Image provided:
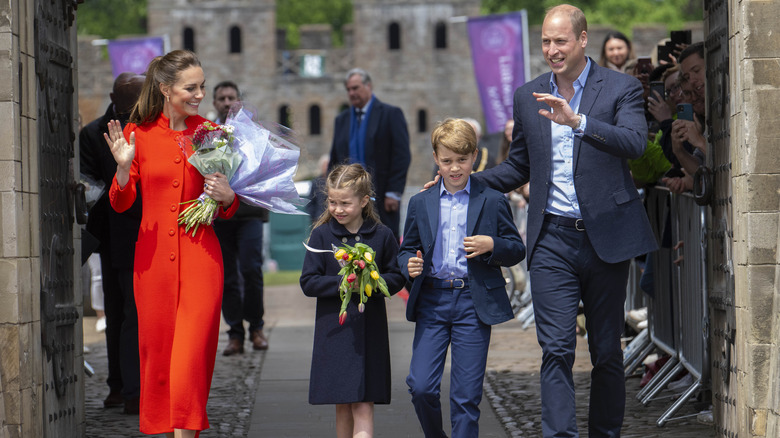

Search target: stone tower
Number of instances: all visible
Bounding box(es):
[143,0,482,185]
[146,0,278,124]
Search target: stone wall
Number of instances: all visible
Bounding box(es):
[0,0,45,436]
[730,0,780,435]
[77,0,705,188]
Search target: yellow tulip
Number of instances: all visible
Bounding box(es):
[365,284,373,297]
[334,249,346,260]
[364,252,373,262]
[370,270,379,280]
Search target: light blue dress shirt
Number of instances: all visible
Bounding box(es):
[546,58,590,218]
[430,179,470,279]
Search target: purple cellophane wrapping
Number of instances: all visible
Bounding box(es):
[226,107,306,215]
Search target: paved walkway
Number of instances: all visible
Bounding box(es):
[84,283,714,437]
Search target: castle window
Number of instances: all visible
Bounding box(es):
[230,26,242,53]
[279,105,292,129]
[388,22,401,50]
[183,27,195,52]
[309,105,321,135]
[435,22,447,49]
[417,109,428,133]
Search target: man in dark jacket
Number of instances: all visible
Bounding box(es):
[79,72,144,414]
[211,81,270,355]
[329,68,411,239]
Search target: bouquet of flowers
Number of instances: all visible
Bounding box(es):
[178,121,242,235]
[302,241,392,324]
[333,243,391,325]
[179,106,306,236]
[225,107,305,215]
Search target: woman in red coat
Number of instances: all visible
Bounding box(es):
[105,50,239,437]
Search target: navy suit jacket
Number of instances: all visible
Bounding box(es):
[472,59,657,265]
[398,179,526,325]
[330,97,411,205]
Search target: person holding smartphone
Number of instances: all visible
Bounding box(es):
[670,43,707,181]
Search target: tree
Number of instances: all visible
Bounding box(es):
[481,0,702,36]
[77,0,147,39]
[276,0,352,48]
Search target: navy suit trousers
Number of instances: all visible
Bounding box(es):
[530,221,629,438]
[214,219,265,340]
[406,287,491,438]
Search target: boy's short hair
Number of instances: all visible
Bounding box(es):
[431,118,477,155]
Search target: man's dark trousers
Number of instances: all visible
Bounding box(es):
[100,250,140,400]
[531,221,629,437]
[214,218,265,339]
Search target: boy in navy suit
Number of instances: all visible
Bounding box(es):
[398,118,525,437]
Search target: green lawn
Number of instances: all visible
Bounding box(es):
[264,270,302,286]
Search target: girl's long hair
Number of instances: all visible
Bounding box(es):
[129,50,201,125]
[312,164,380,230]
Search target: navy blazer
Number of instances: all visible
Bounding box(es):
[472,59,657,265]
[330,97,411,201]
[398,179,525,326]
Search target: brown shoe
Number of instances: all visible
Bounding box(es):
[250,330,269,351]
[223,338,244,356]
[123,397,140,415]
[103,389,123,408]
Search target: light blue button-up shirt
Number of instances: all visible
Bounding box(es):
[430,179,470,279]
[546,58,590,218]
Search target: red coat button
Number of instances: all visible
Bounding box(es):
[172,180,180,187]
[170,204,177,212]
[170,253,176,261]
[169,228,175,236]
[174,156,182,163]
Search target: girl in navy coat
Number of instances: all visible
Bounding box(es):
[300,164,405,438]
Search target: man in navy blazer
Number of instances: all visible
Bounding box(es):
[399,118,525,437]
[470,5,657,437]
[330,68,411,239]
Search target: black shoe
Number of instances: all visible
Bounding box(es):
[123,397,140,415]
[103,390,123,408]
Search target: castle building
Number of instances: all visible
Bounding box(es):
[138,0,483,184]
[78,0,702,185]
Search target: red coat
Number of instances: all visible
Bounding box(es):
[109,113,238,434]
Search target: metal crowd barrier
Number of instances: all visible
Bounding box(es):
[654,191,709,426]
[624,187,709,426]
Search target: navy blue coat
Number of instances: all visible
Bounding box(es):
[398,179,526,325]
[472,59,657,265]
[300,219,406,404]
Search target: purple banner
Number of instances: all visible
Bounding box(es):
[467,11,528,134]
[107,37,165,78]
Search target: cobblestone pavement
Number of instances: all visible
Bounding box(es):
[483,323,715,437]
[84,286,714,437]
[84,319,267,437]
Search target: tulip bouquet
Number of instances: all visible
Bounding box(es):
[333,243,391,325]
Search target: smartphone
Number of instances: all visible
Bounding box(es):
[650,81,665,101]
[677,103,694,121]
[657,42,674,63]
[636,57,653,75]
[671,30,692,46]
